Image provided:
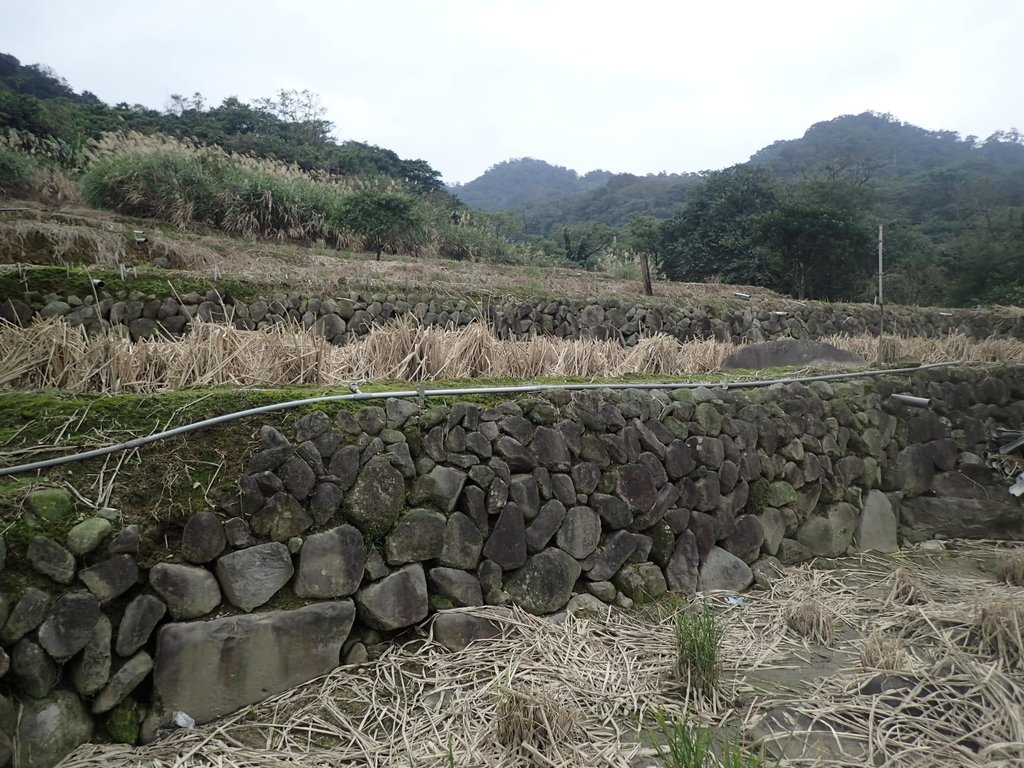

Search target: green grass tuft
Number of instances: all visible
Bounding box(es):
[673,601,724,696]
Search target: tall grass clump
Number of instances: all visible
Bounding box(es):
[651,711,764,768]
[0,146,43,198]
[673,601,724,696]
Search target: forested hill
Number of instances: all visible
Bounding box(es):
[0,52,444,192]
[749,111,1024,181]
[449,158,613,211]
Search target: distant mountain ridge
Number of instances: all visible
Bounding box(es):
[453,112,1024,236]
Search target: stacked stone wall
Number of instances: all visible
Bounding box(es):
[4,367,1024,766]
[2,287,1021,345]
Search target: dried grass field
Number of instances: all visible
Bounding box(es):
[60,542,1024,768]
[4,318,1024,394]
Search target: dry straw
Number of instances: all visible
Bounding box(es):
[57,545,1024,767]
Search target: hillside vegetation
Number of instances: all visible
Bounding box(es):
[2,51,1023,308]
[453,113,1024,307]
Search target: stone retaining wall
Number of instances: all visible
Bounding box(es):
[3,367,1024,766]
[2,287,1021,345]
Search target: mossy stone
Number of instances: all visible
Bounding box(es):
[105,699,140,745]
[25,488,73,523]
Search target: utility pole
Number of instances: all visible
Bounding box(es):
[639,252,654,297]
[877,224,885,363]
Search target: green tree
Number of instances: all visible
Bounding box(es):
[757,202,873,299]
[658,166,780,285]
[336,190,424,259]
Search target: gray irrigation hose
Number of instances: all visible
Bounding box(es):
[0,360,960,477]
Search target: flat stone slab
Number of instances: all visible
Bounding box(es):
[153,601,354,725]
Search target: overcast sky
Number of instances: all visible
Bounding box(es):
[4,0,1021,183]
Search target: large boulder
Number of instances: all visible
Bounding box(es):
[355,564,428,630]
[78,555,139,604]
[721,340,866,370]
[555,506,601,559]
[431,611,502,652]
[613,563,668,603]
[698,546,753,592]
[504,548,581,615]
[153,601,355,725]
[116,594,167,657]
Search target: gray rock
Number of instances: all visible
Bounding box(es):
[181,511,227,564]
[777,537,812,565]
[385,509,446,565]
[357,406,387,435]
[343,456,406,538]
[723,515,765,563]
[570,462,601,495]
[116,594,167,657]
[70,615,112,695]
[698,546,753,592]
[483,503,528,570]
[504,548,581,615]
[224,517,257,548]
[92,651,153,713]
[37,591,100,661]
[428,567,483,606]
[385,398,420,429]
[66,517,113,556]
[613,563,668,603]
[494,436,537,473]
[328,445,361,491]
[900,495,1024,542]
[509,474,540,518]
[587,530,640,581]
[631,482,679,531]
[616,463,657,513]
[587,581,617,602]
[79,554,139,604]
[525,500,566,554]
[590,493,631,530]
[154,601,355,725]
[721,339,866,370]
[431,611,502,651]
[665,530,700,594]
[531,427,571,470]
[688,510,723,560]
[28,536,76,584]
[0,587,52,645]
[555,506,601,559]
[216,542,294,611]
[293,525,365,598]
[424,465,467,513]
[149,563,222,620]
[751,556,784,589]
[898,444,934,497]
[295,410,331,443]
[250,492,314,541]
[10,638,59,698]
[758,508,787,556]
[310,481,344,526]
[15,688,93,768]
[107,524,141,556]
[355,564,429,630]
[854,490,898,553]
[440,512,484,569]
[245,445,293,474]
[688,436,725,469]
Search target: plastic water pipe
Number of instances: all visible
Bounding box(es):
[0,360,960,477]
